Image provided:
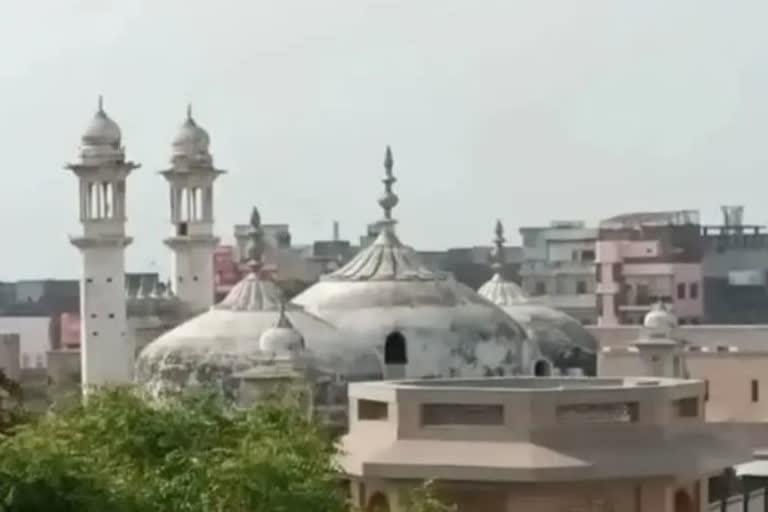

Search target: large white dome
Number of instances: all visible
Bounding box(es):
[293,149,540,378]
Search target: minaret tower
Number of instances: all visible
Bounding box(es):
[66,96,138,388]
[161,105,224,313]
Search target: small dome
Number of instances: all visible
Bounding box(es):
[477,220,597,375]
[82,97,121,147]
[477,273,529,306]
[259,305,305,356]
[643,302,678,335]
[171,105,210,160]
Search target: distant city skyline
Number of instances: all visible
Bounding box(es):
[2,0,768,279]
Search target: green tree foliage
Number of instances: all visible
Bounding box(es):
[402,482,457,512]
[0,371,25,436]
[0,388,346,512]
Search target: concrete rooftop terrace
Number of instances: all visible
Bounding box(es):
[342,376,751,482]
[350,376,699,396]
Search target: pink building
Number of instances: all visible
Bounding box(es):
[596,211,704,326]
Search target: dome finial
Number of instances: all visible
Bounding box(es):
[378,145,399,223]
[276,297,292,328]
[247,207,265,273]
[97,94,104,113]
[491,219,506,272]
[186,103,193,121]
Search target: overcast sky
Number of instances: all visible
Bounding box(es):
[2,0,768,279]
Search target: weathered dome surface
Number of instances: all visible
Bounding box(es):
[293,149,537,378]
[135,270,380,397]
[136,208,382,398]
[172,106,210,159]
[476,221,597,375]
[81,97,121,148]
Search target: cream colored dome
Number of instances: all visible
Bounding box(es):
[82,96,121,147]
[477,273,529,306]
[171,105,211,160]
[477,220,596,375]
[135,208,382,398]
[643,302,678,336]
[259,307,305,356]
[294,148,539,379]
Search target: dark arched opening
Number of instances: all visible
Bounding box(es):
[533,359,551,377]
[674,489,694,512]
[367,492,390,512]
[384,331,407,365]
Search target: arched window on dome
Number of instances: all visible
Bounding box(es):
[384,331,407,379]
[534,359,551,377]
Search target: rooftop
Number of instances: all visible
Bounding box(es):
[352,376,691,393]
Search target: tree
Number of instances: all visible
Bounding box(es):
[0,370,25,436]
[0,388,346,512]
[402,481,457,512]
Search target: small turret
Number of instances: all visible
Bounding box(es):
[635,302,688,378]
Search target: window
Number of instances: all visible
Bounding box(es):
[576,280,587,295]
[177,222,189,236]
[534,360,551,376]
[752,380,760,403]
[612,263,622,281]
[556,402,639,424]
[358,400,388,420]
[581,249,596,262]
[534,281,546,296]
[704,380,709,402]
[690,282,699,299]
[677,283,686,300]
[421,404,504,426]
[674,397,699,418]
[384,332,407,365]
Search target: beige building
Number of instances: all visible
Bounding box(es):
[598,307,768,425]
[340,376,749,512]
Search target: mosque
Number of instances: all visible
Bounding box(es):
[65,98,598,405]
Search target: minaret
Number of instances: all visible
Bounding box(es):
[161,105,224,313]
[66,96,138,389]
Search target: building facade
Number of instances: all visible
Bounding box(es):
[341,377,749,512]
[701,206,768,324]
[596,210,704,326]
[519,221,598,324]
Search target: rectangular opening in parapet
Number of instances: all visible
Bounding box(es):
[177,222,189,236]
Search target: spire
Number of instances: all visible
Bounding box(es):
[246,207,266,273]
[378,145,399,223]
[276,298,293,328]
[491,219,506,272]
